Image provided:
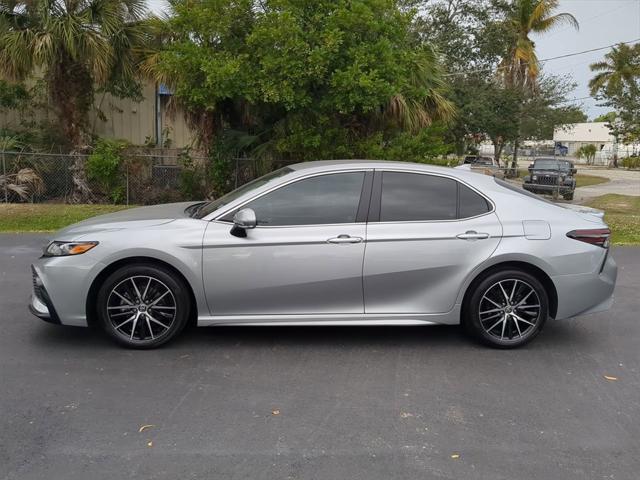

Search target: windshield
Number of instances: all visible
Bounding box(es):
[534,159,571,171]
[194,167,293,219]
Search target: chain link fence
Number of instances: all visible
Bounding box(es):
[0,151,276,205]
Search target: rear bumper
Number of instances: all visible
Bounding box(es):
[552,252,617,320]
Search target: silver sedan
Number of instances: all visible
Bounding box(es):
[30,160,617,348]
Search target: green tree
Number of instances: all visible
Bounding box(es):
[148,0,454,167]
[413,0,515,158]
[593,111,617,123]
[500,0,578,91]
[589,43,640,156]
[520,75,587,140]
[589,43,640,98]
[0,0,154,148]
[500,0,578,169]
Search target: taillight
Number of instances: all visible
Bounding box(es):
[566,228,611,248]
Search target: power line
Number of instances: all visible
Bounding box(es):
[541,39,640,62]
[443,38,640,77]
[558,95,593,103]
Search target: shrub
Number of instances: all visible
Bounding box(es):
[86,138,128,203]
[622,156,640,169]
[576,144,597,164]
[178,151,207,200]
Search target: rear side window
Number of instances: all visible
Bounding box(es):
[380,172,457,221]
[459,183,491,218]
[378,172,491,222]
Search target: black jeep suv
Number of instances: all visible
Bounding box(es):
[523,158,577,200]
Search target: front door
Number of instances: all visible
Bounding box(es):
[202,171,370,317]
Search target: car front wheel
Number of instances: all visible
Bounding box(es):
[96,263,191,349]
[465,269,548,348]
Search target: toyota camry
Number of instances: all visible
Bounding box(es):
[29,160,617,349]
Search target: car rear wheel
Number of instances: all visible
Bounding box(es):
[465,269,548,348]
[96,264,190,349]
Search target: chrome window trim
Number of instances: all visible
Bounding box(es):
[208,168,373,226]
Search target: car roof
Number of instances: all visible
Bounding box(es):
[288,159,452,174]
[285,159,501,187]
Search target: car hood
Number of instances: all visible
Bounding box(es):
[53,201,201,240]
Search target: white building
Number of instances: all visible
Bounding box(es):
[554,122,637,165]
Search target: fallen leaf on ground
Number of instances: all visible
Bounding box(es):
[147,441,153,447]
[400,412,413,418]
[604,375,618,381]
[451,454,460,459]
[139,424,154,433]
[272,410,280,415]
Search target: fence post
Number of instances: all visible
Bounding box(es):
[234,157,239,189]
[126,163,130,206]
[2,151,7,203]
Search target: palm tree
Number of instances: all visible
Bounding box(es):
[589,43,640,167]
[589,43,640,97]
[381,46,456,133]
[499,0,578,171]
[0,0,153,148]
[501,0,579,91]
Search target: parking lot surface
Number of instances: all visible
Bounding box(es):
[1,234,639,480]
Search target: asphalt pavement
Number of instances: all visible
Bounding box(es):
[1,233,639,480]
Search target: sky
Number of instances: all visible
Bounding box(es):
[533,0,640,119]
[146,0,640,120]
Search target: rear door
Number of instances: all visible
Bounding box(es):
[363,170,502,314]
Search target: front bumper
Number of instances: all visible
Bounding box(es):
[523,183,574,194]
[552,251,617,320]
[29,266,61,324]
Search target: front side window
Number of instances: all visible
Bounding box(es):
[380,172,457,221]
[242,172,365,226]
[195,167,293,219]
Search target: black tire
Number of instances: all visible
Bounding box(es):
[464,269,548,349]
[563,192,574,200]
[96,263,191,349]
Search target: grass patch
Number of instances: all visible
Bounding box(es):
[0,204,131,232]
[575,174,609,188]
[586,194,640,245]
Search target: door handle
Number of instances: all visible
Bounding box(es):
[456,230,490,240]
[327,234,363,244]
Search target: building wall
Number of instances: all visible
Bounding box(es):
[0,82,196,148]
[553,122,614,143]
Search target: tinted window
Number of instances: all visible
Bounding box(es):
[459,183,491,218]
[380,172,457,221]
[196,167,293,218]
[244,172,365,226]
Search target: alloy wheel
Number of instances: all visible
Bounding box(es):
[478,279,541,341]
[106,275,177,342]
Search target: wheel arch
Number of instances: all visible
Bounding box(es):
[86,256,198,327]
[460,261,558,323]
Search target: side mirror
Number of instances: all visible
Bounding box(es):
[230,208,257,237]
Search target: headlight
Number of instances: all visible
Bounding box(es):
[43,241,98,257]
[532,175,538,181]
